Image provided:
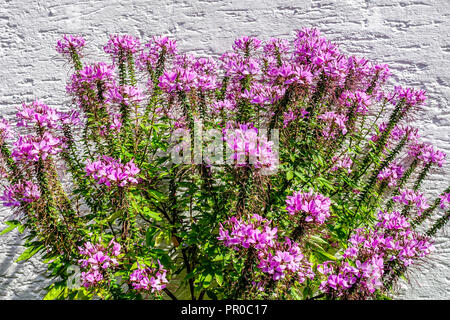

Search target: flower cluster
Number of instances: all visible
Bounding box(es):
[106,85,144,107]
[418,144,446,167]
[345,211,433,265]
[282,109,308,128]
[129,261,169,293]
[319,210,433,297]
[392,189,429,214]
[66,62,116,110]
[16,100,61,129]
[257,237,314,282]
[11,132,64,162]
[285,190,331,224]
[318,257,383,297]
[78,240,121,288]
[85,156,140,187]
[331,154,353,174]
[370,123,409,145]
[407,142,446,167]
[377,162,404,187]
[440,193,450,210]
[218,214,278,250]
[339,90,372,114]
[60,110,81,126]
[158,54,219,93]
[391,86,427,109]
[0,180,40,207]
[56,35,85,55]
[223,123,277,171]
[138,36,178,72]
[0,118,12,142]
[104,34,141,61]
[318,112,348,139]
[218,215,313,283]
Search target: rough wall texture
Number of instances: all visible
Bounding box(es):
[0,0,449,299]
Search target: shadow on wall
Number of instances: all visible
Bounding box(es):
[0,208,51,299]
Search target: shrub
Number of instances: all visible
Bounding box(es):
[0,29,449,300]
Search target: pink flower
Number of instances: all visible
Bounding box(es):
[377,162,404,187]
[331,154,353,174]
[390,86,427,109]
[16,100,61,129]
[440,193,450,210]
[78,240,121,288]
[233,36,262,53]
[285,190,331,224]
[0,180,40,207]
[318,112,348,139]
[85,156,140,187]
[218,214,278,250]
[56,35,85,55]
[0,118,12,141]
[223,123,277,171]
[12,132,64,162]
[392,189,429,215]
[257,237,313,282]
[129,261,168,293]
[104,34,141,61]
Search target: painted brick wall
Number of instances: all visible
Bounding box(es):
[0,0,449,299]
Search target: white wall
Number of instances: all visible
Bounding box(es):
[0,0,449,299]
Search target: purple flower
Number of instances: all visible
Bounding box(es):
[390,86,427,109]
[377,162,404,187]
[218,214,278,250]
[104,34,141,61]
[78,240,121,288]
[12,132,64,162]
[129,261,168,293]
[16,100,61,129]
[331,154,353,174]
[56,35,85,56]
[233,36,262,53]
[0,118,12,142]
[223,122,277,172]
[318,112,348,139]
[85,156,140,187]
[285,190,331,224]
[440,193,450,210]
[0,180,40,207]
[257,237,314,282]
[392,189,429,215]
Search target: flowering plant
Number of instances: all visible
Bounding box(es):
[1,29,449,300]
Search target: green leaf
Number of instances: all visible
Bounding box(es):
[43,283,66,300]
[314,250,337,262]
[141,207,162,221]
[145,227,159,247]
[0,220,22,236]
[105,211,121,224]
[16,245,43,263]
[316,177,335,191]
[294,171,308,183]
[203,273,213,288]
[308,235,329,246]
[215,273,223,286]
[286,171,294,181]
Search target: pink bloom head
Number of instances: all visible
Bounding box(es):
[56,35,85,55]
[104,34,141,62]
[0,180,40,207]
[285,190,331,224]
